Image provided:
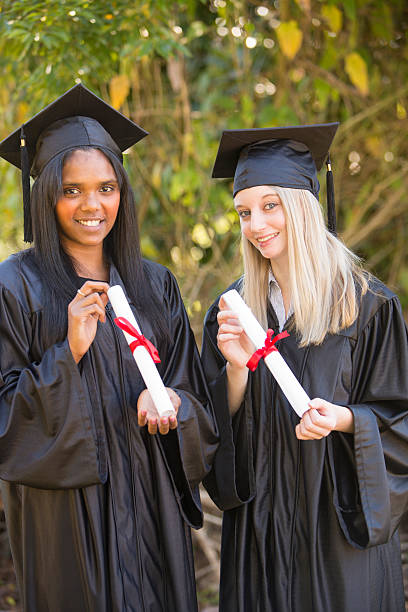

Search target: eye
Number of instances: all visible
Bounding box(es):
[63,187,80,196]
[100,184,115,192]
[265,201,278,210]
[237,209,250,218]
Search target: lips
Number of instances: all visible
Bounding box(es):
[257,232,279,244]
[75,219,104,227]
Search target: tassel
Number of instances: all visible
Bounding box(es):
[326,154,336,236]
[20,127,33,243]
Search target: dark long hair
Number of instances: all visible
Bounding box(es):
[27,146,170,348]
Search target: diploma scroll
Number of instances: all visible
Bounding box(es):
[108,285,175,419]
[222,289,310,417]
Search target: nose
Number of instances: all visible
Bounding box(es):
[250,209,266,233]
[80,191,101,210]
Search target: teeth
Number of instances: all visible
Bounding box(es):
[258,233,278,243]
[77,220,102,226]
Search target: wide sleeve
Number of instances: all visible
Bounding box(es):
[328,295,408,548]
[154,270,219,527]
[200,299,256,511]
[0,284,107,489]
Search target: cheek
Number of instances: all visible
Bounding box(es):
[240,220,252,239]
[54,199,74,225]
[276,210,287,232]
[107,197,121,221]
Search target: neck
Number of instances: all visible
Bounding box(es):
[63,243,109,281]
[270,257,291,314]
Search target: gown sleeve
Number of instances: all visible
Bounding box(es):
[0,284,107,489]
[328,294,408,549]
[200,298,256,511]
[154,270,219,527]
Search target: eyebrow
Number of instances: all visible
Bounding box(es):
[234,192,279,207]
[62,179,119,186]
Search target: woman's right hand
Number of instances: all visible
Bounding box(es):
[216,296,255,369]
[68,281,110,363]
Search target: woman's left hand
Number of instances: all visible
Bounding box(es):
[137,387,180,435]
[295,397,354,440]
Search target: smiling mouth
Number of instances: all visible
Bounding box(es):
[257,232,279,244]
[75,219,103,227]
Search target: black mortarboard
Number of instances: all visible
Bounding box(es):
[212,123,339,234]
[0,83,148,242]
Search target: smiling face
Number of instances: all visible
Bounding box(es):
[55,148,120,259]
[234,185,288,267]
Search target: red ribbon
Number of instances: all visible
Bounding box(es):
[114,317,161,363]
[246,328,289,372]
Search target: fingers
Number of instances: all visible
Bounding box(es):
[217,309,240,326]
[295,407,333,440]
[72,281,110,307]
[139,414,178,435]
[75,280,110,298]
[137,388,179,435]
[138,409,147,427]
[70,291,108,322]
[138,410,160,435]
[169,413,178,429]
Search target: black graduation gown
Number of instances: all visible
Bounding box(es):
[202,277,408,612]
[0,251,218,612]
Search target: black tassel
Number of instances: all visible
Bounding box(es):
[326,154,336,236]
[20,126,33,243]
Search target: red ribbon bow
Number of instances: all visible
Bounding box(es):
[246,328,289,372]
[114,317,161,363]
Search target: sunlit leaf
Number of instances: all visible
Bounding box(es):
[17,101,29,124]
[192,223,212,248]
[365,136,383,158]
[321,5,342,33]
[276,21,303,60]
[213,215,230,234]
[109,74,130,109]
[397,102,407,120]
[345,52,369,96]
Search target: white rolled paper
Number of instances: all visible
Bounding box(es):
[222,289,310,417]
[108,285,175,419]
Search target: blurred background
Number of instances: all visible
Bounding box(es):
[0,0,407,609]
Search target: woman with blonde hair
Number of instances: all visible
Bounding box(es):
[202,124,408,611]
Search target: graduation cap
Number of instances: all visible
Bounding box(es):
[212,123,339,234]
[0,83,148,242]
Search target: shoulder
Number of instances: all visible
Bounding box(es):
[142,258,179,292]
[0,250,43,313]
[352,276,402,337]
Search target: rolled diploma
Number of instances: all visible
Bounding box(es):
[108,285,175,419]
[222,289,310,417]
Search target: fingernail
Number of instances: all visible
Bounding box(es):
[170,416,176,424]
[161,418,168,425]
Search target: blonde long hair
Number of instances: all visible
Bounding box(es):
[241,187,368,346]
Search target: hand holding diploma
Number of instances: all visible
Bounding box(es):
[108,285,177,433]
[220,289,310,418]
[68,280,110,363]
[137,388,179,435]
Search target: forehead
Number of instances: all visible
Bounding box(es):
[62,148,116,177]
[234,185,279,205]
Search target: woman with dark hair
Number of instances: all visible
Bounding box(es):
[202,124,408,611]
[0,84,217,611]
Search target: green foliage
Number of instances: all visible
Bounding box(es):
[0,0,408,342]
